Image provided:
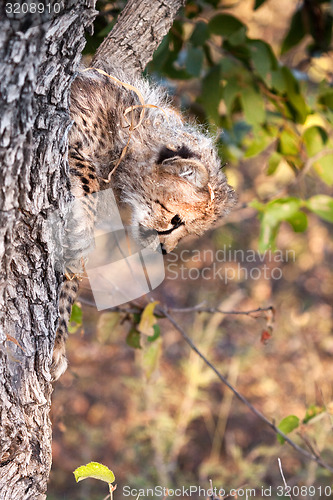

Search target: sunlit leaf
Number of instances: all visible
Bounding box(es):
[258,219,280,253]
[252,198,302,251]
[68,303,83,333]
[306,195,333,223]
[70,303,82,324]
[313,155,333,186]
[138,301,159,336]
[303,126,328,156]
[142,337,162,380]
[279,129,300,156]
[73,462,115,484]
[277,415,300,444]
[265,198,302,223]
[303,405,325,424]
[286,211,308,232]
[244,131,273,158]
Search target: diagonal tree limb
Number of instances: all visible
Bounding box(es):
[92,0,185,75]
[159,307,333,474]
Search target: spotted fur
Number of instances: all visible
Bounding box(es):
[51,68,236,380]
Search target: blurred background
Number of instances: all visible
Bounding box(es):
[49,0,333,498]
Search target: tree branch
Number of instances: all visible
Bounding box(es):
[92,0,185,75]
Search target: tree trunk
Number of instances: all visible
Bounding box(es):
[0,2,97,498]
[0,0,183,497]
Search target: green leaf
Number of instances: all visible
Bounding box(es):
[148,323,161,343]
[279,129,300,156]
[277,415,300,444]
[303,126,328,156]
[265,198,302,223]
[185,46,204,77]
[282,67,308,123]
[306,195,333,223]
[223,77,240,115]
[303,405,324,424]
[240,87,266,126]
[258,219,280,253]
[228,26,248,46]
[267,152,282,175]
[70,303,82,324]
[200,65,221,124]
[208,14,246,38]
[286,211,308,232]
[281,9,305,54]
[313,154,333,186]
[190,21,209,46]
[244,132,272,158]
[68,303,82,333]
[270,68,287,93]
[319,90,333,110]
[253,198,302,251]
[248,40,277,80]
[73,462,115,484]
[126,328,141,349]
[142,337,162,380]
[150,34,172,71]
[138,301,159,336]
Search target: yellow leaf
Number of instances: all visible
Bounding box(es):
[138,301,159,336]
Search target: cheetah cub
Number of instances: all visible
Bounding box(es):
[51,67,236,380]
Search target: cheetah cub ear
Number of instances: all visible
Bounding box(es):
[158,158,209,188]
[156,144,209,189]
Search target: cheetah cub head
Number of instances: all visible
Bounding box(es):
[117,138,236,254]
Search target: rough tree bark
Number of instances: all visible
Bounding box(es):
[0,0,184,498]
[0,1,97,498]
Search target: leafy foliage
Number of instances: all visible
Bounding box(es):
[82,0,333,252]
[150,0,333,251]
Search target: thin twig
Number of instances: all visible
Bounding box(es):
[167,304,274,317]
[278,457,293,500]
[159,307,333,474]
[298,148,333,180]
[77,295,273,319]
